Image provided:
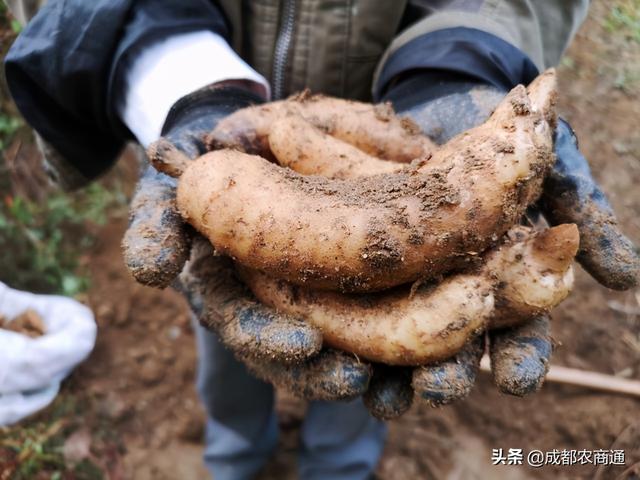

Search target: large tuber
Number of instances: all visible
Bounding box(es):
[153,71,558,293]
[240,225,578,366]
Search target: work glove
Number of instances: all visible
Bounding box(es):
[123,82,264,287]
[364,70,640,417]
[122,84,373,402]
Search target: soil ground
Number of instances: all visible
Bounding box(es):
[3,0,640,478]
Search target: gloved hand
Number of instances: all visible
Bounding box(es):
[364,71,640,417]
[122,83,373,402]
[123,81,265,288]
[386,72,639,290]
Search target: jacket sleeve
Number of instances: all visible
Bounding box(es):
[4,0,229,186]
[373,0,590,99]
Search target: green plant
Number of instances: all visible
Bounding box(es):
[0,113,22,150]
[560,55,576,70]
[10,18,22,34]
[0,182,126,296]
[605,0,640,43]
[0,3,126,297]
[1,4,23,151]
[613,67,640,93]
[0,394,106,480]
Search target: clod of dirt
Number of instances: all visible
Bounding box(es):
[1,309,46,337]
[176,414,205,443]
[97,392,133,423]
[137,357,165,386]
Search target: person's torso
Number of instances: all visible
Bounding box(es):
[217,0,417,100]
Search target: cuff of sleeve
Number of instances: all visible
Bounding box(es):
[118,30,270,146]
[372,27,539,101]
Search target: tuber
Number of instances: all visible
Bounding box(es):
[487,224,578,327]
[207,92,435,162]
[269,115,405,178]
[239,224,579,365]
[154,70,558,293]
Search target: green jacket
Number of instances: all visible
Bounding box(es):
[218,0,590,101]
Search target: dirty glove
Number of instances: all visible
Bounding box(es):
[179,236,371,400]
[123,83,264,287]
[123,84,372,401]
[367,69,639,417]
[542,119,639,290]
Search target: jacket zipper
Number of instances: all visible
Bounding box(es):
[272,0,297,100]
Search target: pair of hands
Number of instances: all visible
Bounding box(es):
[122,81,639,418]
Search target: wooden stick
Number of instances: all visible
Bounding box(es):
[479,356,640,397]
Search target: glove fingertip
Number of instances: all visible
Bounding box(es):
[490,316,552,396]
[490,352,549,396]
[244,350,371,401]
[315,352,372,400]
[577,231,639,291]
[218,303,323,364]
[123,169,191,288]
[412,339,483,407]
[363,366,413,420]
[147,137,191,177]
[122,227,190,288]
